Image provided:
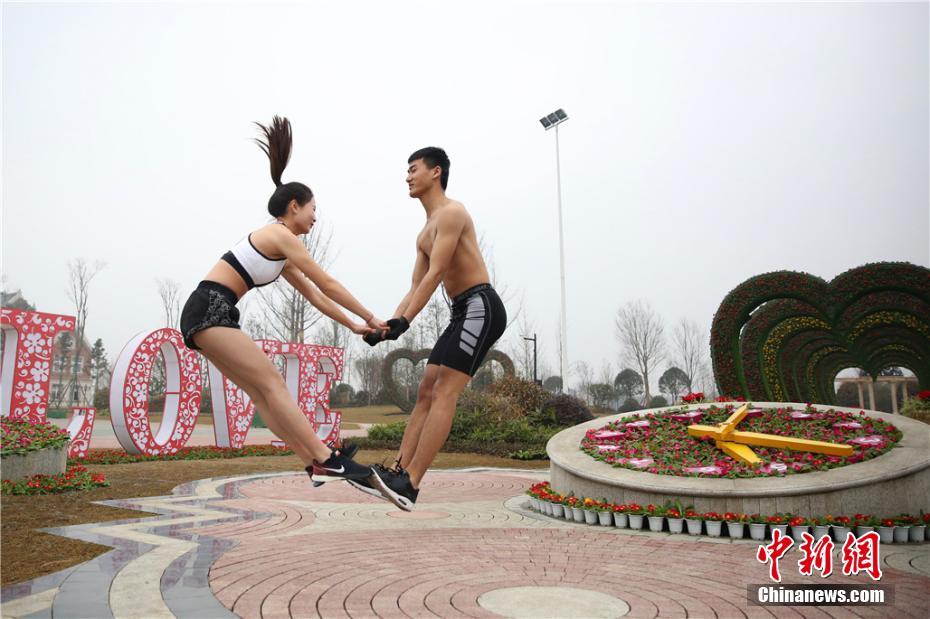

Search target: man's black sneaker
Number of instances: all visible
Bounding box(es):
[310,442,359,487]
[370,466,419,511]
[346,474,389,501]
[306,449,373,482]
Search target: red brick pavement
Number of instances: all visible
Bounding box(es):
[191,472,930,618]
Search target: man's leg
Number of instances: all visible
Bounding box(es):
[393,364,440,469]
[404,366,472,488]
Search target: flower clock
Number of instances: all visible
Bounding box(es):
[685,403,853,465]
[580,404,900,478]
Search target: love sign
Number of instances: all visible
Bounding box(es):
[1,308,343,456]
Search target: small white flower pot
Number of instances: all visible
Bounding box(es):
[564,506,574,521]
[878,526,894,543]
[598,511,613,526]
[790,525,810,543]
[551,503,564,518]
[667,518,685,534]
[541,501,552,516]
[572,507,585,522]
[628,514,645,529]
[686,519,703,536]
[749,523,767,540]
[855,526,874,537]
[614,513,628,528]
[647,516,665,532]
[705,520,723,537]
[832,526,851,542]
[813,525,831,539]
[909,525,925,542]
[770,524,788,539]
[893,526,910,543]
[584,510,598,525]
[726,522,745,539]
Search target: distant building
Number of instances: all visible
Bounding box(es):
[50,334,96,408]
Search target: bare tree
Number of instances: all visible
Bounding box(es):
[672,318,707,392]
[313,318,356,388]
[572,360,593,401]
[67,258,104,352]
[64,258,104,405]
[256,222,333,343]
[354,349,385,405]
[412,294,449,349]
[478,234,521,331]
[615,300,665,404]
[598,361,614,387]
[156,278,182,329]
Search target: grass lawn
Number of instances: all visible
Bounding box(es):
[1,448,546,586]
[337,405,407,425]
[50,405,405,427]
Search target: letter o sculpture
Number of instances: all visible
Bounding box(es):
[110,328,203,455]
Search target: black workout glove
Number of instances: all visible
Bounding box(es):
[363,330,384,347]
[383,316,410,341]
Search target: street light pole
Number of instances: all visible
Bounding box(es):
[522,333,538,385]
[554,123,569,392]
[539,108,570,391]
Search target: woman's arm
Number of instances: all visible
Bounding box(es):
[281,264,371,335]
[273,227,384,328]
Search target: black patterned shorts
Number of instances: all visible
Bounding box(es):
[180,281,241,350]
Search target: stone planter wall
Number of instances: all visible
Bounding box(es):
[1,445,67,481]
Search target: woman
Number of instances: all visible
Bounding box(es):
[179,116,380,482]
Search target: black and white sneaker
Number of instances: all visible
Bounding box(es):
[370,465,419,511]
[346,474,389,501]
[310,442,359,486]
[306,447,372,482]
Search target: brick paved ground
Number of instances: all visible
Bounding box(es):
[1,470,927,618]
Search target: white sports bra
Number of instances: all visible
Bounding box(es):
[221,225,287,289]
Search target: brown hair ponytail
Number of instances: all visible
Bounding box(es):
[254,116,313,216]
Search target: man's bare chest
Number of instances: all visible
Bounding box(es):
[416,224,438,256]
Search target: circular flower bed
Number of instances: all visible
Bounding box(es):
[1,419,71,457]
[580,405,901,478]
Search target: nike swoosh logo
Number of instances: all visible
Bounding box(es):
[320,465,345,473]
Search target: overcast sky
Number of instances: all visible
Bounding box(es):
[3,1,928,391]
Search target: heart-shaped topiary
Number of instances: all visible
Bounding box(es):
[381,349,432,413]
[381,348,516,413]
[711,262,930,402]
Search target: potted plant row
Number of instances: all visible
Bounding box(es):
[525,483,929,543]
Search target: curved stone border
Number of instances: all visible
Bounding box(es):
[548,402,930,516]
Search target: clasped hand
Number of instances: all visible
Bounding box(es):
[362,316,410,346]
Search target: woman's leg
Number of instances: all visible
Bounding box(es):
[193,327,330,465]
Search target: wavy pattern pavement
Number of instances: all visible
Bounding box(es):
[1,469,928,618]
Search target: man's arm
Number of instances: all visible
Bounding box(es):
[398,208,466,323]
[393,248,429,319]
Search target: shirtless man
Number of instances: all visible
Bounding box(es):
[360,147,507,510]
